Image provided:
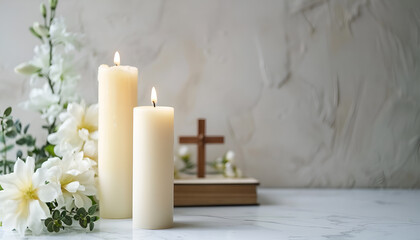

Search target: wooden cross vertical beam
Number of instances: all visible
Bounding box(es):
[179,119,224,178]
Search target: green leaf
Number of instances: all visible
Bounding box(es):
[0,144,13,153]
[45,144,55,156]
[44,218,53,227]
[60,211,67,218]
[15,137,26,145]
[77,208,87,217]
[16,150,23,159]
[5,130,17,138]
[74,214,80,221]
[53,224,60,232]
[0,185,3,190]
[23,124,30,134]
[0,135,4,144]
[91,216,99,222]
[26,135,36,146]
[47,221,54,232]
[3,107,12,117]
[88,205,98,215]
[63,216,72,226]
[5,119,14,128]
[79,218,88,228]
[52,210,60,220]
[15,120,22,133]
[89,222,94,231]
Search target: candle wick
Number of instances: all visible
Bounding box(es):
[153,101,156,108]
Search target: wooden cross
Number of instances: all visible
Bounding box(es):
[179,119,224,178]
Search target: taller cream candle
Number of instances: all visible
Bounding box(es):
[98,52,138,218]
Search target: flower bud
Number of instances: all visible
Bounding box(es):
[14,63,41,75]
[32,22,49,37]
[40,3,47,18]
[225,150,235,162]
[49,0,58,10]
[178,146,190,157]
[29,26,42,39]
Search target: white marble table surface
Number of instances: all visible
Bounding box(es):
[1,189,420,239]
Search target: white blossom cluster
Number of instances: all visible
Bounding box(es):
[15,17,81,124]
[0,154,96,236]
[174,147,243,178]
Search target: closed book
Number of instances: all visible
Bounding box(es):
[174,177,259,207]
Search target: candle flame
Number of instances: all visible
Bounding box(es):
[151,87,157,107]
[114,51,120,66]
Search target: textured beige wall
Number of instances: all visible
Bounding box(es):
[1,0,420,187]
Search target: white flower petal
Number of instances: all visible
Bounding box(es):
[27,200,48,235]
[64,181,80,193]
[73,193,92,209]
[37,183,59,202]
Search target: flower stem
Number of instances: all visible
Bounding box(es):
[1,122,7,174]
[44,7,60,134]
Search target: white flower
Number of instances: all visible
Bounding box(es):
[20,83,62,124]
[178,146,190,157]
[31,44,50,75]
[21,83,59,111]
[42,152,96,210]
[49,17,81,51]
[48,102,98,161]
[50,55,80,84]
[215,157,224,171]
[224,162,236,178]
[0,157,59,235]
[41,103,63,124]
[174,156,185,171]
[225,150,235,163]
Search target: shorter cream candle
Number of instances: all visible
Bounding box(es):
[133,87,174,229]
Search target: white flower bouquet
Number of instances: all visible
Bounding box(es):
[0,0,99,235]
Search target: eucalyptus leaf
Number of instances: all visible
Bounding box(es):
[5,130,17,138]
[0,145,13,153]
[23,124,30,134]
[3,107,12,117]
[16,150,23,159]
[44,218,53,227]
[52,210,60,220]
[47,221,54,232]
[79,218,87,228]
[88,205,98,215]
[63,216,72,226]
[77,208,87,217]
[15,120,22,133]
[16,138,26,145]
[5,119,14,128]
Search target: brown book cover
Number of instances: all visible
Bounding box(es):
[174,177,259,207]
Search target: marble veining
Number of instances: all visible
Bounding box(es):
[1,189,419,239]
[1,0,420,187]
